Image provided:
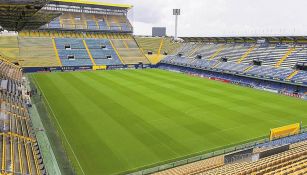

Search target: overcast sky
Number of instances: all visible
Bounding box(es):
[101,0,306,37]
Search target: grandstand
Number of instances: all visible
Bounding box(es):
[0,0,306,175]
[19,37,61,67]
[199,140,307,174]
[110,37,150,64]
[135,36,182,64]
[154,139,307,175]
[0,0,149,69]
[134,37,182,54]
[41,0,133,32]
[0,57,46,175]
[161,37,307,86]
[41,12,133,32]
[85,38,122,66]
[0,36,19,63]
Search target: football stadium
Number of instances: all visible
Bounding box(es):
[0,0,307,175]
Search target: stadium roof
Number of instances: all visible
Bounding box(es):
[180,36,307,43]
[51,0,133,9]
[0,0,61,31]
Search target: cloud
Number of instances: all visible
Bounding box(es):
[100,0,307,36]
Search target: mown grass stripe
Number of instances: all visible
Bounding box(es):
[33,69,307,175]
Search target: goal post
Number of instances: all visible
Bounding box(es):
[269,123,301,141]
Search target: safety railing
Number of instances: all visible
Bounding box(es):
[41,23,133,32]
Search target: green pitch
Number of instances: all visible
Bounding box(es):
[31,69,307,175]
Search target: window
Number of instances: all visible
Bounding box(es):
[67,55,75,60]
[65,44,71,50]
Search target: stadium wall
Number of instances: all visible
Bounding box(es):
[258,145,289,159]
[22,66,92,73]
[22,64,154,73]
[224,148,253,164]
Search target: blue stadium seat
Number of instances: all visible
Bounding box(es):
[55,38,93,67]
[87,20,98,30]
[291,71,307,84]
[257,132,307,148]
[161,55,307,84]
[45,18,61,28]
[85,39,123,65]
[98,21,109,30]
